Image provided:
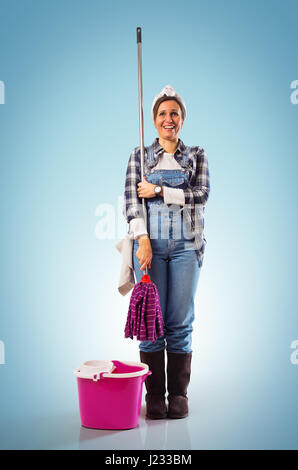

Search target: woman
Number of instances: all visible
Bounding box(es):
[123,85,210,419]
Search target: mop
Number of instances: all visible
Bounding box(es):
[124,27,164,342]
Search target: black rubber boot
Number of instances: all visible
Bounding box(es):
[167,352,192,419]
[140,350,167,419]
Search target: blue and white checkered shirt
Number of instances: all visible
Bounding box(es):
[123,137,210,267]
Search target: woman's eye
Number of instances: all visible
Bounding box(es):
[159,111,178,116]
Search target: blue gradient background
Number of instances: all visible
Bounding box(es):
[0,0,297,450]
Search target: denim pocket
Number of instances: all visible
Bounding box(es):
[162,176,185,187]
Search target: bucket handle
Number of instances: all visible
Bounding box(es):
[93,370,151,382]
[73,368,106,382]
[141,370,152,383]
[92,372,107,382]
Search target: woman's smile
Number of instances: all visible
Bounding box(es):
[154,99,184,142]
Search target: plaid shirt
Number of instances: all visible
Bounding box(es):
[123,137,210,267]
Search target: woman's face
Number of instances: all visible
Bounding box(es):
[154,99,184,141]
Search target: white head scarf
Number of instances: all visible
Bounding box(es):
[151,84,187,121]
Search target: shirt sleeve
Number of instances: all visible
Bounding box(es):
[183,147,210,206]
[163,187,185,206]
[129,217,148,239]
[123,147,146,224]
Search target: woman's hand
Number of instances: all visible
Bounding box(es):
[137,177,157,199]
[136,236,152,271]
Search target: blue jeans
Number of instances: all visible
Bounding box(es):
[133,232,200,354]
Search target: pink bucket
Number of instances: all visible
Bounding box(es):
[74,360,151,429]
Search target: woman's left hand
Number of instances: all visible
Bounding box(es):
[137,177,156,198]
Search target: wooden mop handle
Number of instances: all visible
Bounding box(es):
[136,27,148,275]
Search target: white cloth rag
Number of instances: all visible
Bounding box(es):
[115,232,135,296]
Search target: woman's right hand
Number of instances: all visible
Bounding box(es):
[136,236,152,271]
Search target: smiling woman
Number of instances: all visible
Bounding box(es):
[153,99,184,153]
[123,84,210,420]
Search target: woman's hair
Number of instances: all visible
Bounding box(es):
[153,96,185,121]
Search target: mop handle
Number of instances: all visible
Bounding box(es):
[137,27,148,276]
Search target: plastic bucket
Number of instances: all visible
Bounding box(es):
[74,360,151,429]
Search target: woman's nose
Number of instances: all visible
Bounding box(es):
[165,114,173,123]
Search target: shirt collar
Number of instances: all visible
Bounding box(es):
[149,137,189,168]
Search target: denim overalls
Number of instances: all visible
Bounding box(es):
[133,145,201,354]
